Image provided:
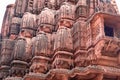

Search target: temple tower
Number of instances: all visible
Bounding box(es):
[0,0,120,80]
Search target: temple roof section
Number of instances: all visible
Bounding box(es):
[88,12,120,24]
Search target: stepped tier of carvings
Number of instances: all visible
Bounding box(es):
[0,0,120,80]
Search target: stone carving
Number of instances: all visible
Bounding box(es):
[54,2,75,51]
[9,17,21,40]
[27,0,45,14]
[54,26,73,52]
[96,0,117,14]
[75,0,88,19]
[0,0,120,80]
[38,8,55,33]
[71,21,87,50]
[0,39,15,65]
[95,38,120,57]
[58,2,75,23]
[28,8,55,76]
[33,32,52,57]
[30,56,50,73]
[13,38,32,62]
[14,0,28,17]
[52,2,75,70]
[46,0,56,9]
[52,51,73,69]
[1,4,14,39]
[55,0,66,9]
[0,39,15,79]
[21,12,37,38]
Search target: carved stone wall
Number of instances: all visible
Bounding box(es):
[0,0,120,80]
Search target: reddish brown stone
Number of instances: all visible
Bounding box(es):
[1,0,120,80]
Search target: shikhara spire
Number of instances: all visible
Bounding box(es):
[0,0,120,80]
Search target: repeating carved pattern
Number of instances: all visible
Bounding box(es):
[14,0,28,17]
[0,0,120,80]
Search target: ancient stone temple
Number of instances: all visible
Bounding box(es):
[0,0,120,80]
